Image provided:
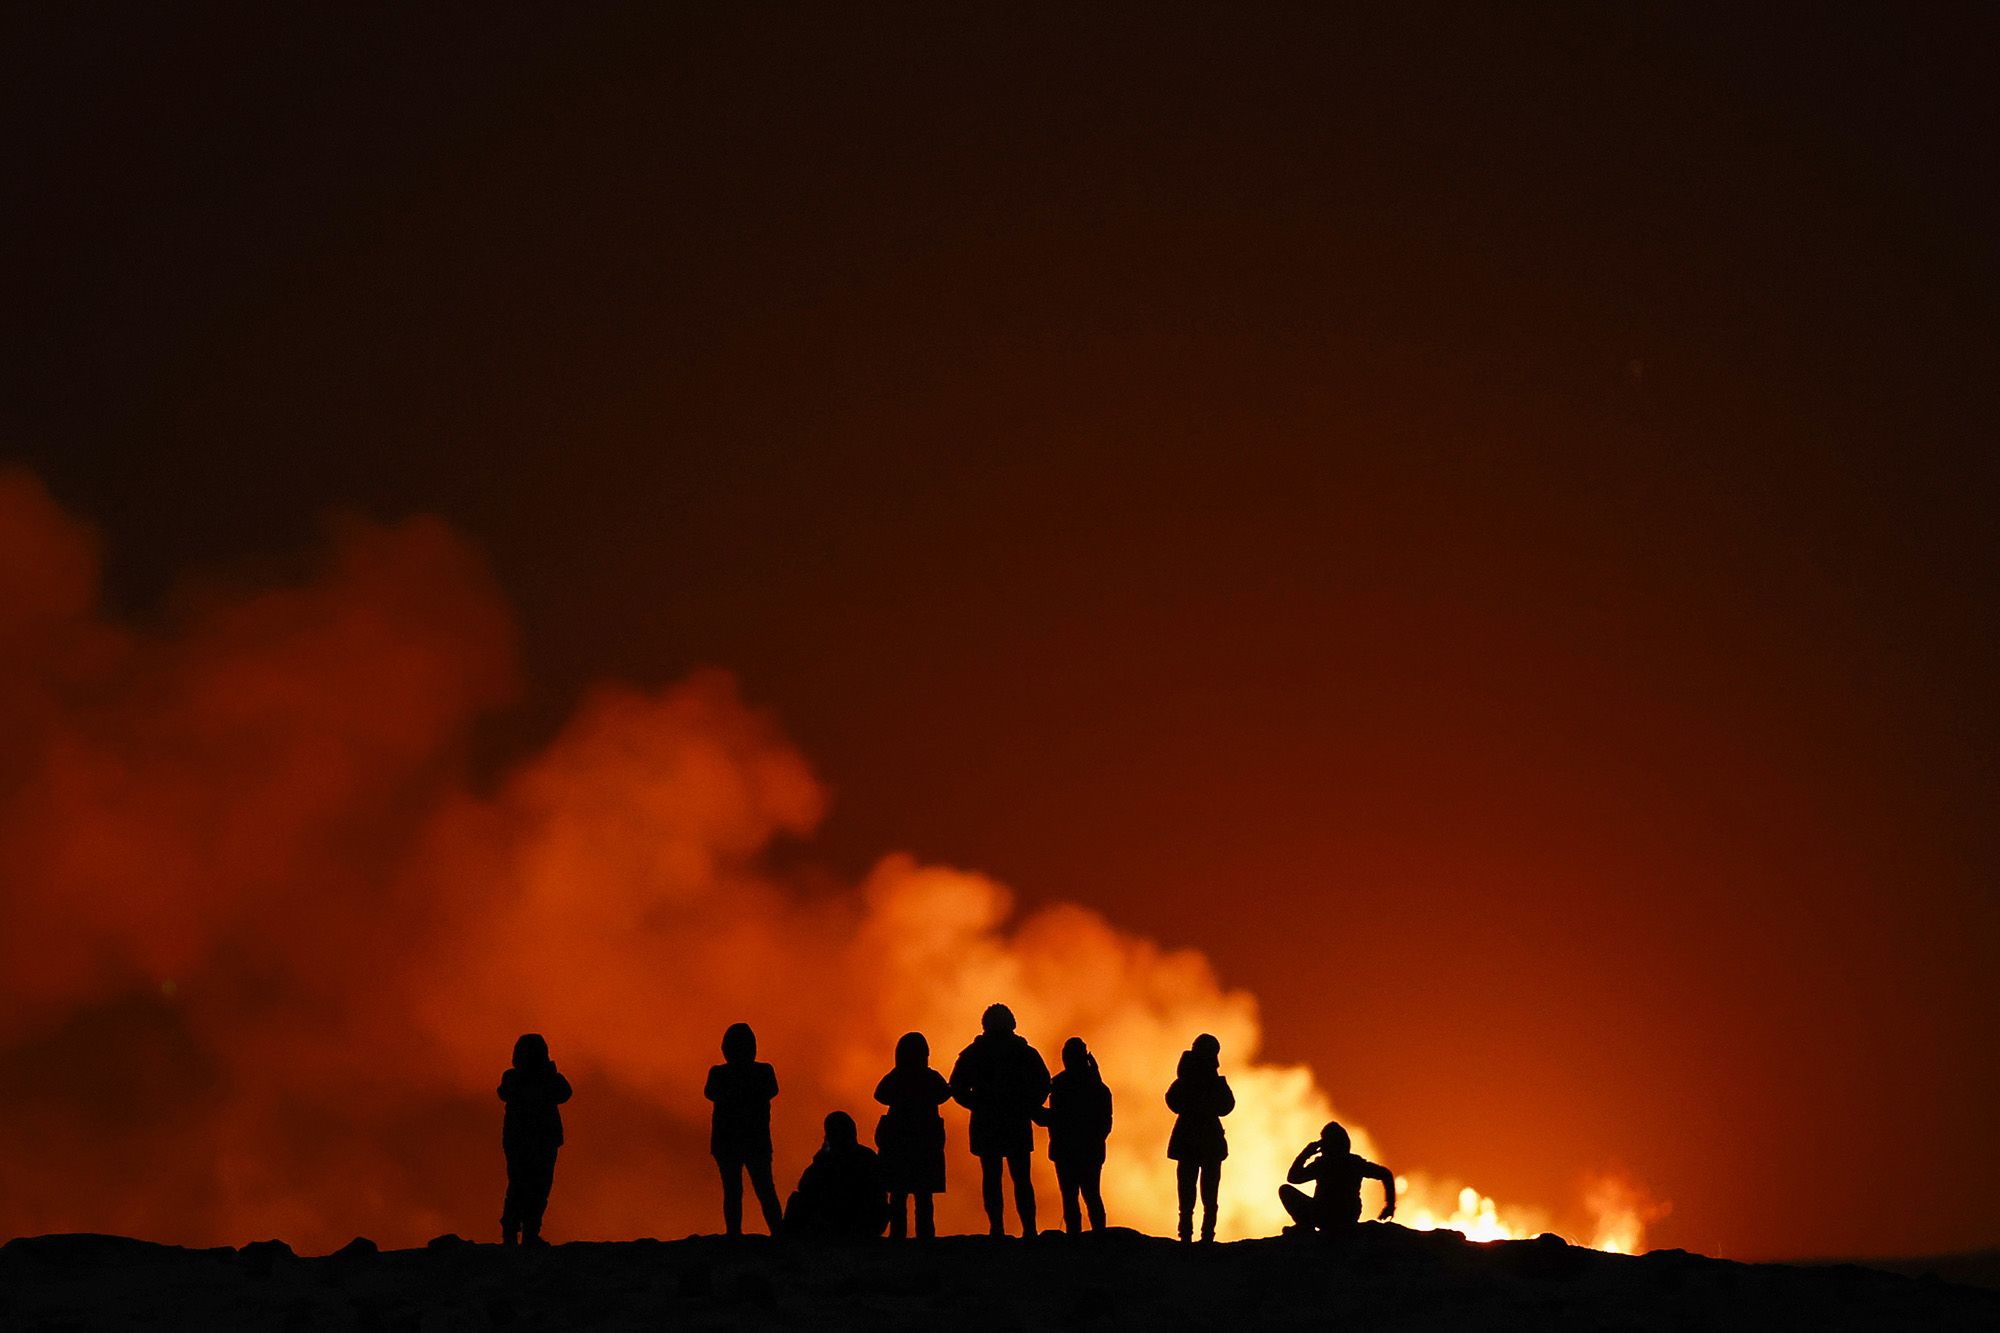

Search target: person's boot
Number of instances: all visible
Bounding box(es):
[1178,1211,1193,1243]
[502,1221,519,1247]
[1200,1216,1216,1244]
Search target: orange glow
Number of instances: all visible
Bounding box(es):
[0,467,1654,1250]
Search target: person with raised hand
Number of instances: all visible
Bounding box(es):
[498,1033,572,1248]
[1165,1033,1234,1243]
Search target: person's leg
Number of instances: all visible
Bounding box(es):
[1176,1161,1197,1241]
[502,1151,523,1244]
[1009,1152,1037,1237]
[981,1155,1005,1235]
[748,1157,784,1236]
[717,1157,744,1236]
[915,1191,936,1240]
[1081,1160,1106,1232]
[1199,1161,1220,1242]
[1279,1183,1315,1231]
[523,1148,558,1244]
[1055,1162,1081,1234]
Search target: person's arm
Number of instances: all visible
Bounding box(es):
[1216,1077,1236,1117]
[498,1071,514,1102]
[1165,1079,1184,1114]
[1364,1161,1396,1220]
[1100,1085,1114,1140]
[761,1064,779,1100]
[874,1073,895,1107]
[928,1070,952,1106]
[551,1068,573,1104]
[703,1066,720,1102]
[1287,1142,1320,1185]
[948,1051,976,1110]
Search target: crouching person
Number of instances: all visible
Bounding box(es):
[1280,1121,1395,1239]
[784,1112,889,1239]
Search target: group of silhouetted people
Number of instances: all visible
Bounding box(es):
[496,1004,1395,1247]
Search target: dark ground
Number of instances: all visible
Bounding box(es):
[4,1227,1995,1330]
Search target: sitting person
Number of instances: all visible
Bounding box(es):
[784,1112,889,1240]
[1280,1121,1396,1237]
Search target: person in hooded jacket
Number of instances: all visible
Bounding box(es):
[704,1022,784,1237]
[1280,1121,1396,1239]
[949,1003,1052,1237]
[873,1031,952,1239]
[783,1112,889,1240]
[1035,1036,1113,1234]
[498,1033,572,1247]
[1165,1032,1234,1242]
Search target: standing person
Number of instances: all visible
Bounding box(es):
[704,1022,784,1237]
[1280,1122,1396,1238]
[949,1003,1052,1237]
[873,1032,952,1239]
[1037,1036,1113,1234]
[498,1033,572,1247]
[1165,1033,1234,1243]
[783,1111,890,1240]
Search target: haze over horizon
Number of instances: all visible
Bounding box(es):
[4,5,1995,1261]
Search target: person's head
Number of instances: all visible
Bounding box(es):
[1320,1121,1351,1154]
[1180,1033,1220,1076]
[894,1031,929,1070]
[512,1033,549,1068]
[981,1003,1016,1036]
[1062,1036,1094,1074]
[721,1022,757,1063]
[823,1110,858,1150]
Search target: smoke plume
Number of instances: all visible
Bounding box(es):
[0,467,1654,1248]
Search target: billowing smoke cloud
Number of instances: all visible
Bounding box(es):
[0,467,1656,1249]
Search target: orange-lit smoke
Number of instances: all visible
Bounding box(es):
[0,467,1656,1250]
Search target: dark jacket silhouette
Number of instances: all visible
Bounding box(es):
[949,1020,1052,1159]
[498,1033,572,1245]
[1035,1036,1113,1233]
[1281,1121,1397,1233]
[1040,1041,1113,1168]
[874,1031,951,1238]
[949,1003,1051,1236]
[1165,1033,1234,1242]
[1165,1040,1234,1162]
[785,1112,888,1240]
[704,1022,784,1236]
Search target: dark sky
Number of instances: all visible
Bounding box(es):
[6,4,1997,1257]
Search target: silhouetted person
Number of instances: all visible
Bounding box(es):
[1280,1121,1396,1238]
[704,1022,784,1237]
[950,1003,1052,1237]
[784,1111,889,1239]
[498,1032,572,1247]
[1165,1032,1234,1242]
[873,1031,952,1239]
[1035,1036,1113,1234]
